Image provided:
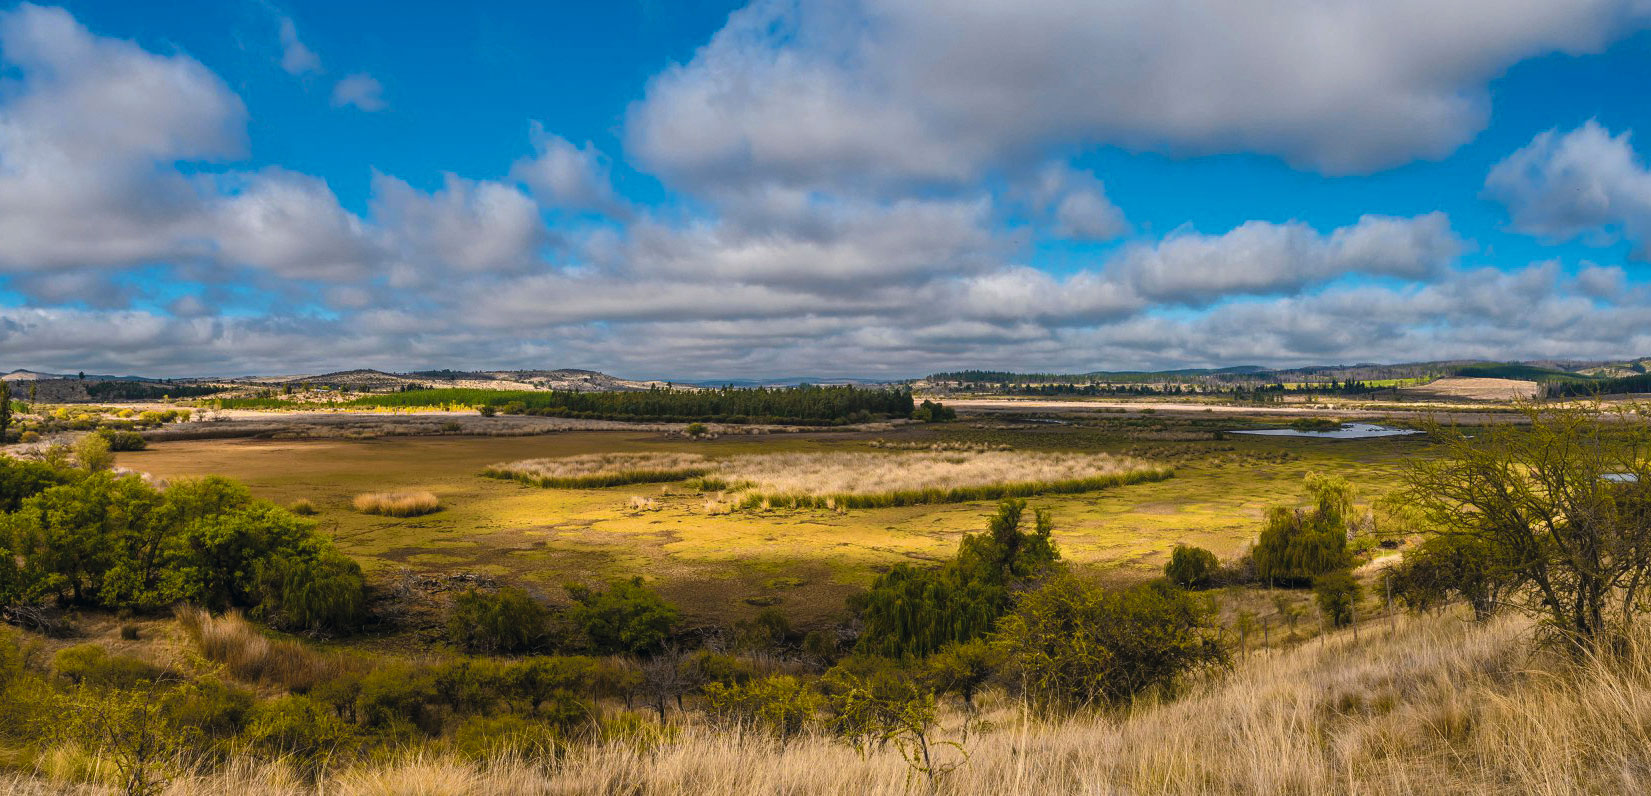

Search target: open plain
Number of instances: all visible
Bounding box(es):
[121,408,1423,629]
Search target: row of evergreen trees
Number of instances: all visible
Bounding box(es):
[471,385,917,424]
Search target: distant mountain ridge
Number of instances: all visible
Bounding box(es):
[2,368,163,382]
[922,357,1651,387]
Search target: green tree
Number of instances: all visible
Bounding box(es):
[0,379,12,441]
[74,433,113,472]
[1,467,364,622]
[57,686,180,796]
[1313,570,1360,628]
[855,500,1060,657]
[995,575,1225,710]
[447,587,550,653]
[923,638,1000,711]
[255,547,366,633]
[704,674,820,738]
[1164,544,1219,588]
[565,577,679,655]
[824,666,961,787]
[1251,474,1355,587]
[1385,532,1507,620]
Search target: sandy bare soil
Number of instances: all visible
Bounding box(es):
[1398,377,1541,401]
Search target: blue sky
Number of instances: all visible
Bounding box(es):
[2,1,1651,378]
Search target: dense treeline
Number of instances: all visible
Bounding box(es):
[1454,363,1596,384]
[1548,372,1651,397]
[0,456,365,633]
[85,381,224,400]
[376,385,915,424]
[215,385,919,425]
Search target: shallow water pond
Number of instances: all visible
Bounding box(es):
[1230,423,1422,440]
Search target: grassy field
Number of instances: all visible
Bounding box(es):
[121,417,1428,629]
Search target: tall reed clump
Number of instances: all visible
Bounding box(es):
[175,607,350,691]
[482,453,712,488]
[352,490,441,517]
[714,451,1172,509]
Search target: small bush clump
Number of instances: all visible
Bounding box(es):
[565,577,679,655]
[996,576,1225,710]
[352,490,441,517]
[447,587,551,653]
[96,428,147,451]
[1164,544,1219,588]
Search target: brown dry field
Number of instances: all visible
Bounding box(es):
[1396,376,1542,401]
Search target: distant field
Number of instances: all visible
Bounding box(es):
[122,420,1428,627]
[1399,377,1540,401]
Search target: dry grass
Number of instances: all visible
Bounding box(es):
[352,490,441,517]
[484,450,1170,509]
[175,607,350,691]
[708,450,1171,508]
[1400,377,1541,401]
[482,452,712,488]
[27,609,1651,794]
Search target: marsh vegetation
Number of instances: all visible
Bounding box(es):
[351,490,441,517]
[486,449,1172,509]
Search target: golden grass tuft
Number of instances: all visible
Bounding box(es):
[483,452,712,488]
[352,490,441,516]
[175,606,351,691]
[712,450,1171,509]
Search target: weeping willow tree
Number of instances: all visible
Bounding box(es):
[1251,473,1356,587]
[852,500,1060,658]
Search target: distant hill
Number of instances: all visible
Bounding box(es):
[2,369,162,383]
[678,376,899,388]
[919,357,1651,397]
[232,367,673,394]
